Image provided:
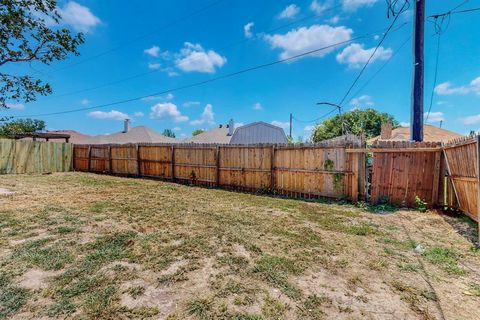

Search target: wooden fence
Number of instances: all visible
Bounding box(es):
[0,139,73,174]
[443,136,479,222]
[74,143,365,201]
[366,141,444,207]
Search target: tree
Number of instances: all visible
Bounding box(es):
[192,129,204,136]
[0,118,46,137]
[1,0,85,108]
[311,108,397,142]
[162,129,176,138]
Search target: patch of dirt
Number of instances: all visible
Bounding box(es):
[296,269,421,320]
[0,187,14,195]
[9,229,49,246]
[17,269,61,290]
[233,243,251,260]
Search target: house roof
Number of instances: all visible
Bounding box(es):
[183,127,232,144]
[368,124,463,144]
[79,126,178,145]
[230,121,287,145]
[48,130,90,144]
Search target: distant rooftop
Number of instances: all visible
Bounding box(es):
[183,126,232,144]
[369,124,463,144]
[79,126,178,145]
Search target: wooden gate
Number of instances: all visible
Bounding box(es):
[443,136,480,222]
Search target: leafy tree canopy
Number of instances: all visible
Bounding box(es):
[0,118,45,137]
[1,0,84,108]
[162,129,176,138]
[311,108,397,142]
[192,129,204,136]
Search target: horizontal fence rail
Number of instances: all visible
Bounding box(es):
[73,142,366,201]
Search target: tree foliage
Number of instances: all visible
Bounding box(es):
[162,129,176,138]
[0,118,46,137]
[192,129,204,136]
[1,0,85,108]
[311,108,397,142]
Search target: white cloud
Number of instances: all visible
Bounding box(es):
[6,103,25,110]
[327,15,340,24]
[310,0,330,15]
[342,0,379,12]
[400,122,410,127]
[271,121,290,129]
[265,24,352,60]
[148,63,161,70]
[244,22,254,38]
[304,125,315,132]
[336,43,392,68]
[57,1,100,33]
[234,122,245,129]
[80,99,90,105]
[424,112,444,122]
[133,112,144,117]
[253,102,263,110]
[88,110,129,121]
[173,127,182,131]
[150,103,188,123]
[183,101,201,107]
[279,4,300,19]
[190,104,215,126]
[350,95,374,108]
[435,77,480,96]
[175,42,226,73]
[462,114,480,125]
[144,46,160,58]
[141,93,174,102]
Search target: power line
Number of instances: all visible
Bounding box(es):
[337,2,410,108]
[349,35,411,100]
[425,31,441,122]
[40,4,343,100]
[13,35,371,118]
[39,0,229,75]
[292,109,337,123]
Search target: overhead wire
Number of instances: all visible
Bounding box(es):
[12,34,372,118]
[40,3,343,100]
[39,0,230,75]
[336,1,410,108]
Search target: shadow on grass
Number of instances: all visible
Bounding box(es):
[440,210,479,247]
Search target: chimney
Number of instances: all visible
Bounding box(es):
[123,118,131,133]
[227,119,234,136]
[380,122,393,140]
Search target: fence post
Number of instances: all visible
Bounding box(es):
[108,145,112,174]
[476,135,480,245]
[87,145,91,172]
[216,146,220,187]
[270,145,276,191]
[432,150,441,206]
[171,144,175,181]
[136,144,141,177]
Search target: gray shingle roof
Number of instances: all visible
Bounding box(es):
[230,122,287,145]
[79,126,178,145]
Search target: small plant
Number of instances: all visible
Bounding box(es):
[127,286,145,299]
[422,246,465,275]
[414,196,428,213]
[186,298,212,318]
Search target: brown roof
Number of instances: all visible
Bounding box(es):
[48,130,90,144]
[183,127,232,144]
[369,124,463,143]
[79,126,178,145]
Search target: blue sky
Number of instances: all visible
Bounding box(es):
[4,0,480,139]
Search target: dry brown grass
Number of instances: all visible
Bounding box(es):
[0,172,479,319]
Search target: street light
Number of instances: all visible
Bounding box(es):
[317,102,344,135]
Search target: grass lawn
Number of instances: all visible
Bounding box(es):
[0,172,479,319]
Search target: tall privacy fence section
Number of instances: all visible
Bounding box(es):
[73,141,366,201]
[0,139,73,174]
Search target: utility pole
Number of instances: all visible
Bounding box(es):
[411,0,425,141]
[289,113,293,139]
